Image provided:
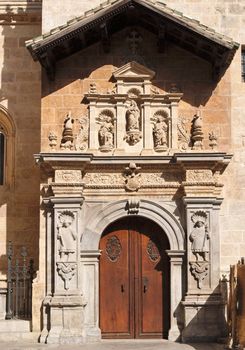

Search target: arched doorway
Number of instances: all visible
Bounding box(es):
[99,217,170,339]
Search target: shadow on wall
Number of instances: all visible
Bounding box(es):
[0,1,41,320]
[174,279,228,345]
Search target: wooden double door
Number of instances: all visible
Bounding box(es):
[99,218,170,339]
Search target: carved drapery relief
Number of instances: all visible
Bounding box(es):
[57,211,77,261]
[106,236,122,262]
[96,110,115,152]
[189,261,209,289]
[124,99,142,145]
[57,262,76,290]
[75,116,88,151]
[124,162,141,192]
[151,110,169,151]
[60,111,74,150]
[189,211,209,262]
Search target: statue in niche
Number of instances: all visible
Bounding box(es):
[124,100,142,145]
[57,211,77,261]
[96,111,115,152]
[189,211,209,262]
[60,111,74,150]
[151,112,168,151]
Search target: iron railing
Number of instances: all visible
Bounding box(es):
[6,241,34,320]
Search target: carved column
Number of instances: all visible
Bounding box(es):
[170,100,178,150]
[166,250,185,341]
[40,169,86,344]
[88,102,97,151]
[80,250,101,341]
[182,196,226,342]
[115,100,125,153]
[142,101,153,153]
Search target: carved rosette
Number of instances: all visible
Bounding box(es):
[106,236,122,262]
[189,261,209,289]
[57,262,77,290]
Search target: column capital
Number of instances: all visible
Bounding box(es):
[166,250,185,263]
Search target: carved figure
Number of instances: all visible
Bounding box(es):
[191,111,204,150]
[124,100,142,145]
[151,113,168,151]
[60,112,74,150]
[126,100,140,131]
[57,211,76,261]
[96,111,115,151]
[190,211,209,262]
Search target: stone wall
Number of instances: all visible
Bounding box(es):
[0,3,41,322]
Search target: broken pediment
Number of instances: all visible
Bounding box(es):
[113,61,155,82]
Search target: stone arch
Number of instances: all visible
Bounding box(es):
[0,105,15,186]
[81,199,185,251]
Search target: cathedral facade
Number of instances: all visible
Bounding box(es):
[0,0,244,344]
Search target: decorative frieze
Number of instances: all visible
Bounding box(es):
[55,170,82,184]
[186,169,213,183]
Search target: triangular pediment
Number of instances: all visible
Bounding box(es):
[26,0,239,81]
[113,61,155,81]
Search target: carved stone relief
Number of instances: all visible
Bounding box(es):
[48,131,58,150]
[60,112,74,150]
[124,100,142,145]
[57,211,77,262]
[151,110,169,151]
[96,110,115,152]
[189,211,209,262]
[177,117,190,151]
[124,162,141,192]
[57,262,76,290]
[55,170,82,183]
[106,236,122,262]
[126,198,140,214]
[147,240,160,262]
[209,131,218,150]
[75,116,88,151]
[189,261,209,289]
[186,169,213,183]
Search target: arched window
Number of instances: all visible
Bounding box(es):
[0,106,15,187]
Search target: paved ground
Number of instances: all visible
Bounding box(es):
[0,340,226,350]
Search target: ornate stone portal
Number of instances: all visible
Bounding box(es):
[38,56,231,346]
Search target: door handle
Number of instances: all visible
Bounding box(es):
[121,284,125,293]
[143,277,148,293]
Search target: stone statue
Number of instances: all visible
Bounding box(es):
[96,112,115,151]
[189,211,209,262]
[60,111,74,150]
[57,211,77,261]
[126,100,140,131]
[124,100,142,145]
[152,114,168,151]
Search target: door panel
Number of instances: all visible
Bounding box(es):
[99,218,169,339]
[99,228,133,337]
